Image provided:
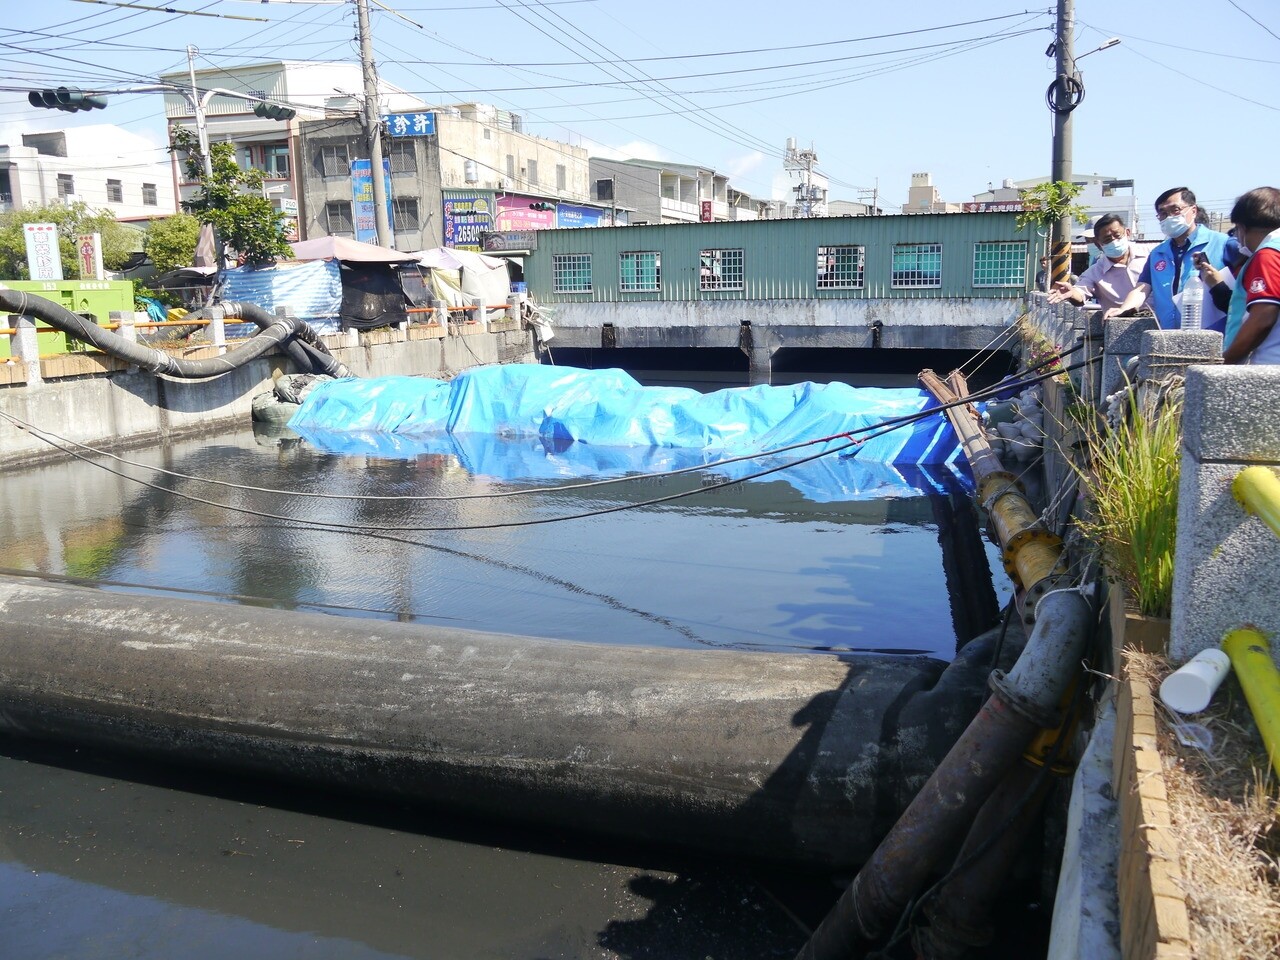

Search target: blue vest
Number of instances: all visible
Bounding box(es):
[1224,230,1280,351]
[1146,225,1230,328]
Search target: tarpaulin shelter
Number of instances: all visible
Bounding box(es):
[403,247,511,310]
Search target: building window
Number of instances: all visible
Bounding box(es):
[264,143,289,178]
[891,242,943,288]
[106,179,123,203]
[393,197,420,232]
[553,253,592,293]
[389,140,417,175]
[816,245,865,289]
[325,200,354,238]
[483,127,492,140]
[57,174,74,199]
[619,251,660,292]
[699,248,744,291]
[972,241,1028,288]
[141,183,158,206]
[556,164,566,191]
[527,159,538,185]
[319,143,350,178]
[506,154,515,179]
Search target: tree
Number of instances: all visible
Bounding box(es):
[143,213,202,274]
[0,200,135,280]
[1015,180,1088,234]
[170,127,292,265]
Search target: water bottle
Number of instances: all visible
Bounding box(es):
[1182,270,1204,330]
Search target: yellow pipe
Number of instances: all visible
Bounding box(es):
[1233,466,1280,542]
[1221,628,1280,778]
[977,473,1065,598]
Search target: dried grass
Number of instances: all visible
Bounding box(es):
[1126,651,1280,959]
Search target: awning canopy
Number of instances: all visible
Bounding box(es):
[290,236,420,264]
[408,247,509,271]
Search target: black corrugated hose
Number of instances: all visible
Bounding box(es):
[0,289,350,380]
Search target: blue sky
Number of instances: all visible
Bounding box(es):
[2,0,1277,232]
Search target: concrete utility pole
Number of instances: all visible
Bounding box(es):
[1049,0,1074,287]
[355,0,392,248]
[186,45,214,184]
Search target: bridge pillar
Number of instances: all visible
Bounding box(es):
[739,321,779,386]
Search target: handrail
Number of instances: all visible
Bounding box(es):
[1233,466,1280,541]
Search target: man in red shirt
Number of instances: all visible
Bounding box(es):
[1223,187,1280,365]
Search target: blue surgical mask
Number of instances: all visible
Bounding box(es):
[1160,216,1191,239]
[1101,238,1129,259]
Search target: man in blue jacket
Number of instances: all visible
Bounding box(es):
[1103,186,1231,329]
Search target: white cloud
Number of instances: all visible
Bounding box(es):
[724,151,765,182]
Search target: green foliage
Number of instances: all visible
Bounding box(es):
[1015,180,1088,233]
[143,212,203,274]
[0,200,134,280]
[171,127,291,265]
[1078,394,1182,618]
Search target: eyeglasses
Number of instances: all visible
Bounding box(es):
[1156,203,1191,221]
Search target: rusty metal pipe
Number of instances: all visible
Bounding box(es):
[794,588,1092,960]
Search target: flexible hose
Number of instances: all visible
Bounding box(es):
[0,289,348,380]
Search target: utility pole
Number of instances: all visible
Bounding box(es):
[186,46,214,184]
[355,0,392,247]
[1049,0,1074,287]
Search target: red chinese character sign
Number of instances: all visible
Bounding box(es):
[77,233,104,280]
[700,200,713,222]
[23,223,63,281]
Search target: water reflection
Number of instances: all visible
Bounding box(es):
[0,424,1009,659]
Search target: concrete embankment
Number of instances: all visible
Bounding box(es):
[0,573,1011,871]
[0,323,536,471]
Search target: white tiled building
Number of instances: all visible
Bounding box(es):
[0,125,175,220]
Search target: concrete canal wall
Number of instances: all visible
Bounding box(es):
[0,320,537,471]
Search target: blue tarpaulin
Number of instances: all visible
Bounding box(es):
[288,365,968,501]
[219,259,343,334]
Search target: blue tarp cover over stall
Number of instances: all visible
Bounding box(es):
[219,260,343,333]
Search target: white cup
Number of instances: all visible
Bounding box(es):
[1159,649,1231,714]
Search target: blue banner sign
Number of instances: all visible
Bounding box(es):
[556,203,612,228]
[350,158,394,244]
[384,112,436,137]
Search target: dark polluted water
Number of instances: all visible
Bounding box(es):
[0,373,1015,959]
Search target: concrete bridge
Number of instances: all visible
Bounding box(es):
[540,298,1022,384]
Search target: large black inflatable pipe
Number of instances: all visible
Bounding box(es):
[0,574,999,871]
[189,300,352,379]
[0,289,349,380]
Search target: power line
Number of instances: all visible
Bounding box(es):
[1225,0,1280,42]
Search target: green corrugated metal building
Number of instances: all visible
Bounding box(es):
[522,212,1035,303]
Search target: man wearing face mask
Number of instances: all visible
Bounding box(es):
[1222,186,1280,365]
[1047,213,1147,312]
[1103,186,1231,329]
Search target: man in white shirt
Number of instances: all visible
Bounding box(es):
[1047,213,1148,313]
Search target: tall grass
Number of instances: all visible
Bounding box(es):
[1079,394,1182,618]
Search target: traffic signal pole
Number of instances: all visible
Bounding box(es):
[186,45,216,184]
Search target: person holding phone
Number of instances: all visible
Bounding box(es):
[1223,187,1280,365]
[1103,186,1231,329]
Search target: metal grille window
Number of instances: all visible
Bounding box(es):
[891,242,943,288]
[393,198,420,232]
[553,253,592,293]
[972,241,1028,288]
[325,200,354,238]
[57,174,74,199]
[506,154,515,178]
[141,183,157,206]
[319,144,350,178]
[699,248,744,291]
[106,179,123,203]
[816,245,864,289]
[389,140,417,174]
[556,164,566,191]
[619,251,660,292]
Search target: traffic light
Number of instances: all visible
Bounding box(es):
[529,202,553,211]
[28,87,107,112]
[253,101,296,121]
